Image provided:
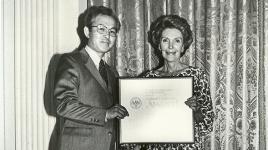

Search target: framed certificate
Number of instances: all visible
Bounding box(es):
[118,77,194,144]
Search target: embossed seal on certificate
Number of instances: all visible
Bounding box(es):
[130,97,142,109]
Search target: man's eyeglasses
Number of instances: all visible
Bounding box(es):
[91,24,118,37]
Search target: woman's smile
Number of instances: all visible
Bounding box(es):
[164,51,179,55]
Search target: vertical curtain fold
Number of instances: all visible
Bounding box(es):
[114,0,147,76]
[133,0,145,75]
[15,0,56,149]
[144,0,152,71]
[194,0,207,69]
[261,0,268,149]
[86,1,267,149]
[206,0,220,149]
[1,0,16,149]
[115,0,126,75]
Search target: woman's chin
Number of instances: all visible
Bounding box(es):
[164,57,180,63]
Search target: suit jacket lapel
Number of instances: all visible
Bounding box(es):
[80,49,109,94]
[106,67,113,94]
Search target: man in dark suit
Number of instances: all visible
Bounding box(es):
[52,6,129,150]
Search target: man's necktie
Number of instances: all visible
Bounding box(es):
[99,59,108,85]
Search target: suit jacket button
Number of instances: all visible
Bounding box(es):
[108,131,112,136]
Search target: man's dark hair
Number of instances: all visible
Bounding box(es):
[76,6,121,50]
[84,6,121,31]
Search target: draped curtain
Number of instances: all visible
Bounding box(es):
[88,0,267,149]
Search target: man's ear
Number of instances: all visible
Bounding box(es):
[83,26,90,38]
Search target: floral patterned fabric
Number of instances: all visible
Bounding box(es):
[87,0,267,149]
[120,66,214,150]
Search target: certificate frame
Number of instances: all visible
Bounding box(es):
[118,77,195,145]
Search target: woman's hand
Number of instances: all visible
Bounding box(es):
[185,96,204,122]
[184,96,200,111]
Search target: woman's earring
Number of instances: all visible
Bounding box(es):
[158,45,161,51]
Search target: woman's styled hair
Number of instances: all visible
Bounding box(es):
[148,15,193,56]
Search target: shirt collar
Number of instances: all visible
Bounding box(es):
[85,45,102,69]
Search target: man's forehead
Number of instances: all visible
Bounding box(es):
[91,14,116,28]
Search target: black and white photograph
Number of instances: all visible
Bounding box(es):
[1,0,267,150]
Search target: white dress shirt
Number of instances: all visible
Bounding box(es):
[85,45,102,69]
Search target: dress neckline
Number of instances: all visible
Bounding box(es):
[154,66,192,76]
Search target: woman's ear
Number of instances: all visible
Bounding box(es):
[83,26,90,38]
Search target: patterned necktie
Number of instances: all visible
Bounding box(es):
[99,59,108,85]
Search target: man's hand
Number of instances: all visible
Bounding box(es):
[106,104,129,120]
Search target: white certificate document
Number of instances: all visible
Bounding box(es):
[119,77,194,144]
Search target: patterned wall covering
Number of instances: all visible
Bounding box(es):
[88,0,267,149]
